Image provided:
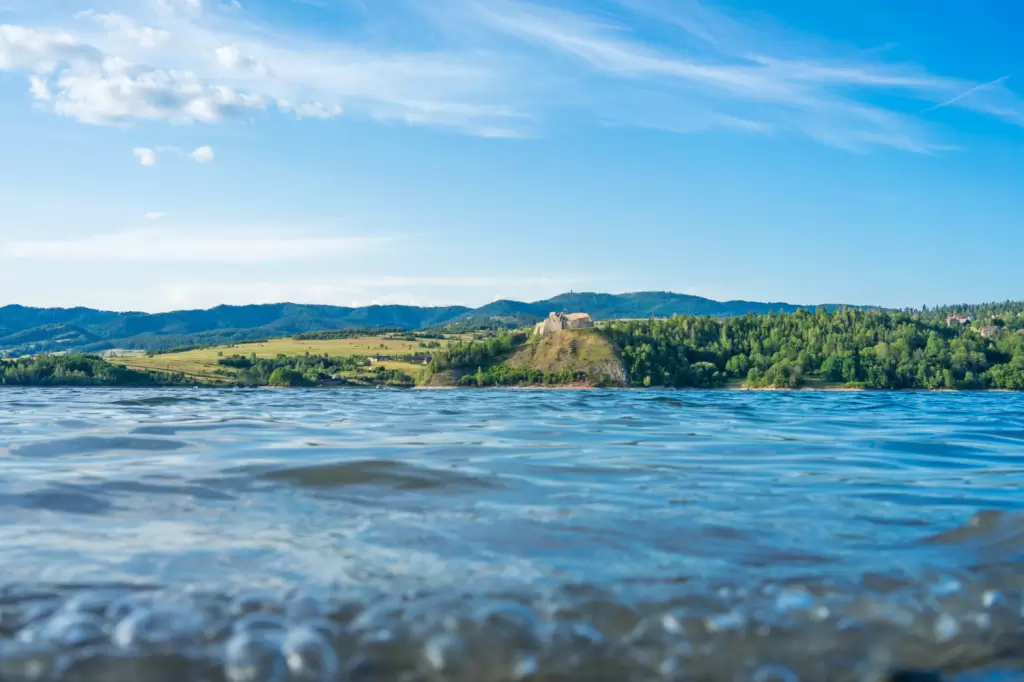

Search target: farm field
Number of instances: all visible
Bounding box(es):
[111,334,459,383]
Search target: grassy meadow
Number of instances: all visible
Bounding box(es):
[111,334,461,384]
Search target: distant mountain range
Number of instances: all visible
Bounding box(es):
[0,292,855,356]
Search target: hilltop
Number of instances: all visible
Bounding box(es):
[505,329,628,386]
[0,292,851,357]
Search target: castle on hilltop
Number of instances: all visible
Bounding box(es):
[534,312,594,336]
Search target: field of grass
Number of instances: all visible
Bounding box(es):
[111,335,457,383]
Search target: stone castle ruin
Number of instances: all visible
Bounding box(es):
[534,312,594,336]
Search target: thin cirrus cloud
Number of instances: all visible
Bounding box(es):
[132,146,214,165]
[4,228,388,264]
[75,11,170,48]
[0,0,1021,150]
[153,275,593,311]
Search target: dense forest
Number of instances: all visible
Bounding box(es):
[0,355,188,386]
[605,308,1024,389]
[421,308,1024,390]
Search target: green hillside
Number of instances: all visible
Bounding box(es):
[420,329,628,387]
[505,329,627,385]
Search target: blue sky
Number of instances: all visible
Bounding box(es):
[1,0,1022,312]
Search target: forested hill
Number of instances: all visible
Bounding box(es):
[427,308,1024,390]
[0,303,470,356]
[449,292,851,329]
[0,292,847,356]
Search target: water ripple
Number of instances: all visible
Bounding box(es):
[1,388,1024,679]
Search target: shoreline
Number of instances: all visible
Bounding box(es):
[2,384,1020,393]
[410,385,1019,393]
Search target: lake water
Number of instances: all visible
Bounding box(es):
[2,388,1024,681]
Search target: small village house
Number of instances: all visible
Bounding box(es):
[946,314,973,325]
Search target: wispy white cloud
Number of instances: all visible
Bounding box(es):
[214,44,268,75]
[276,98,343,120]
[922,74,1013,113]
[0,1,523,134]
[143,211,166,220]
[150,0,204,17]
[5,228,387,263]
[131,145,215,164]
[50,58,266,125]
[0,0,1022,149]
[189,145,214,162]
[75,11,170,48]
[28,73,50,100]
[0,24,102,72]
[456,0,1024,152]
[133,147,157,165]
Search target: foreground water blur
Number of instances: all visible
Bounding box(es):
[2,388,1024,681]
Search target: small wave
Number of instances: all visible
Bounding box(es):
[132,421,277,436]
[922,511,1024,565]
[11,436,189,458]
[96,480,236,502]
[0,486,116,516]
[260,460,501,493]
[111,396,205,407]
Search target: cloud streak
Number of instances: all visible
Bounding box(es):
[0,0,1022,150]
[458,0,1024,152]
[152,274,594,311]
[922,74,1013,113]
[5,228,388,263]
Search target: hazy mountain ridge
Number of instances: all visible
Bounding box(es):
[0,292,849,356]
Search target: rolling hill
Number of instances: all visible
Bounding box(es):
[453,291,841,327]
[0,292,855,356]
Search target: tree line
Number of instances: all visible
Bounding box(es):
[218,353,413,387]
[1,355,189,386]
[292,328,405,341]
[605,308,1024,389]
[424,334,526,374]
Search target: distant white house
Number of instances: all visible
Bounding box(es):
[946,314,973,325]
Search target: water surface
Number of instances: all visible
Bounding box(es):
[2,388,1024,681]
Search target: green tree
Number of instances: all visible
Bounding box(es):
[268,368,313,387]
